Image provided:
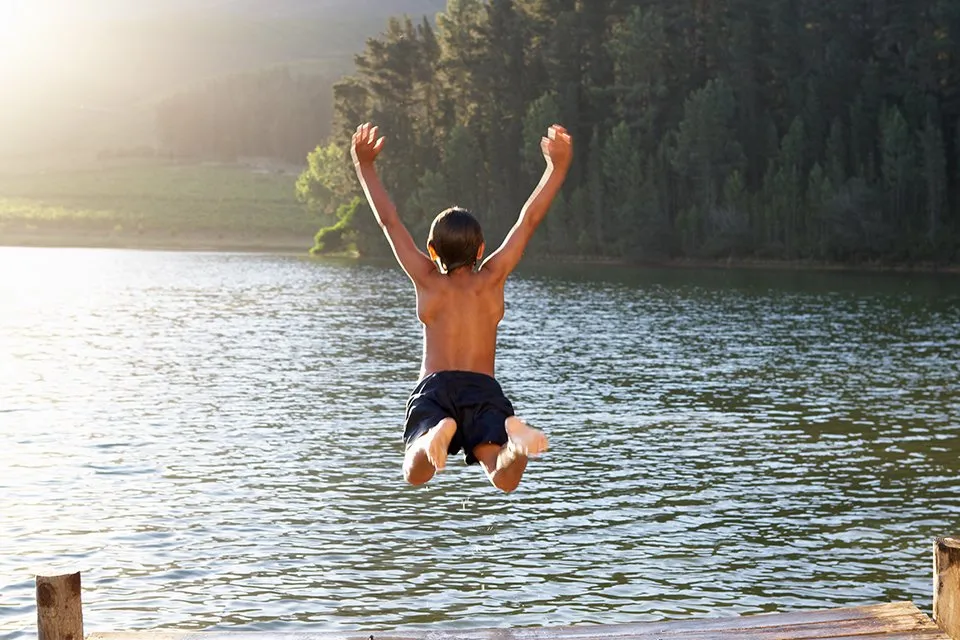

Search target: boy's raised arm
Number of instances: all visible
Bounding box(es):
[482,125,573,281]
[352,123,435,283]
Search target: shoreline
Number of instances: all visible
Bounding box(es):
[532,254,960,275]
[2,232,959,274]
[0,232,310,255]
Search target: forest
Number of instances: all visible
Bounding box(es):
[174,0,960,263]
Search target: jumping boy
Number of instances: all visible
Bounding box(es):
[351,122,573,492]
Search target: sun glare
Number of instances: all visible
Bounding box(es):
[0,0,96,111]
[2,1,44,38]
[1,0,82,58]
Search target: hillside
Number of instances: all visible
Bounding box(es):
[0,0,447,168]
[36,0,447,19]
[0,161,318,251]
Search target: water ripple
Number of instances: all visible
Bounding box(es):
[1,248,958,639]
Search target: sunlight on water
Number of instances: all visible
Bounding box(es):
[1,248,959,639]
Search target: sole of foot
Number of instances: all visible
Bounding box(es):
[505,416,549,457]
[423,418,457,470]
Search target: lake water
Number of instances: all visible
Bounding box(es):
[1,247,958,639]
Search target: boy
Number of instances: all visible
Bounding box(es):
[351,122,573,492]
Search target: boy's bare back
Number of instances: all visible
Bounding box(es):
[415,267,504,378]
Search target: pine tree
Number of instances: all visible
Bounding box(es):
[669,79,745,253]
[474,0,531,232]
[880,105,918,246]
[436,0,487,124]
[441,125,486,215]
[522,92,562,181]
[407,169,450,237]
[602,121,642,255]
[919,115,947,250]
[806,162,834,258]
[826,117,848,190]
[332,77,372,144]
[586,128,604,254]
[779,116,807,254]
[606,7,668,146]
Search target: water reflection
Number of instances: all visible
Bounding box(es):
[1,248,958,638]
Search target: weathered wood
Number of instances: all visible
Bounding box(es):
[88,602,949,640]
[935,536,960,640]
[501,602,931,637]
[90,635,945,640]
[36,573,84,640]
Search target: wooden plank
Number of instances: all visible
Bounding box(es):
[449,603,937,640]
[89,635,417,640]
[653,616,937,639]
[651,633,947,640]
[87,629,951,640]
[88,603,949,640]
[935,536,960,640]
[37,573,84,640]
[628,615,942,639]
[90,634,417,640]
[806,634,949,640]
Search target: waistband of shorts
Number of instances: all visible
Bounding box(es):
[416,370,500,387]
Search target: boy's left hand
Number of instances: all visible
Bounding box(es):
[352,122,386,167]
[541,124,573,172]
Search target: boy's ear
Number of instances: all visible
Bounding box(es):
[427,242,439,261]
[476,242,485,261]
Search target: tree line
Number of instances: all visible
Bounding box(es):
[178,0,960,264]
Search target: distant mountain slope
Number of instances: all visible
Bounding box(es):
[0,0,447,166]
[12,0,446,21]
[213,0,446,18]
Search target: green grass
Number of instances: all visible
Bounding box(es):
[0,162,320,251]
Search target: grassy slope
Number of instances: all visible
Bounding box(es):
[0,163,320,251]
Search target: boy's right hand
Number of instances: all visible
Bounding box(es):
[541,124,573,172]
[352,122,386,167]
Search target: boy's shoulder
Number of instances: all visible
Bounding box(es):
[416,269,503,295]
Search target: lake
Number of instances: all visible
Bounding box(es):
[1,247,958,639]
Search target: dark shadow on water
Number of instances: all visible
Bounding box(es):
[514,261,960,298]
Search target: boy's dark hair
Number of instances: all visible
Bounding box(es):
[428,207,484,273]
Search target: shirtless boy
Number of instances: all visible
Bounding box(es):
[351,122,573,492]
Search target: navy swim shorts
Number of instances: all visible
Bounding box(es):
[403,370,515,465]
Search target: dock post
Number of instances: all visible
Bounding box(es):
[36,573,84,640]
[935,537,960,640]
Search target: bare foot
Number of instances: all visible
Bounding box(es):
[505,416,549,457]
[416,418,457,471]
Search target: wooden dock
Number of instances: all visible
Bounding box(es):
[88,603,947,640]
[37,538,960,640]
